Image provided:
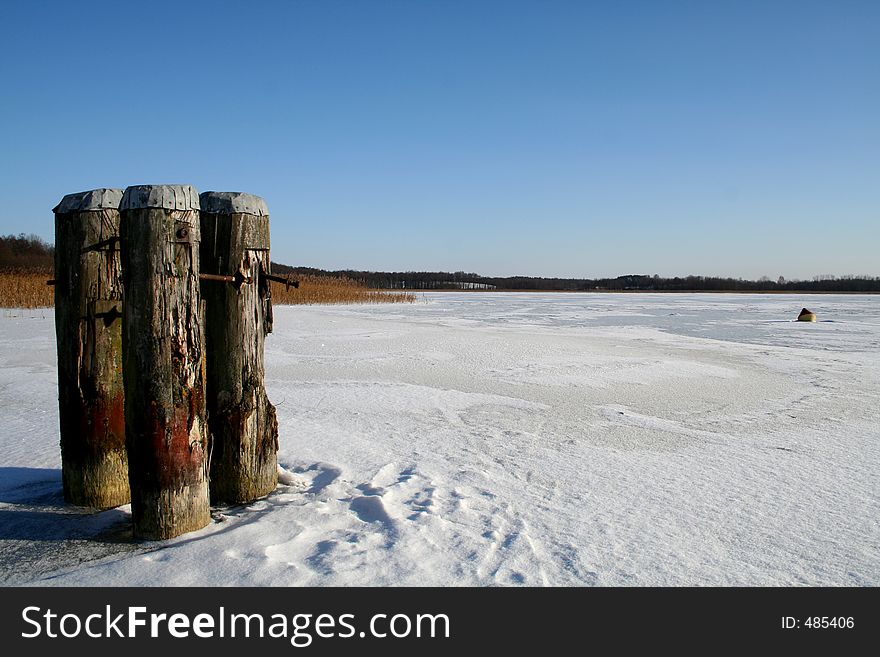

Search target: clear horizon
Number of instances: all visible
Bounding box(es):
[1,1,877,281]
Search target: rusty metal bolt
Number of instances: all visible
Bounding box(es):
[177,227,189,239]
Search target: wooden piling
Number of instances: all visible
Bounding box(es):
[200,192,278,504]
[119,184,210,539]
[53,188,129,508]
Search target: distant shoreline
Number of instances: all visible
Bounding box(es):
[401,289,880,295]
[277,264,880,295]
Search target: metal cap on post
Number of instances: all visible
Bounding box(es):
[200,191,279,504]
[53,188,129,509]
[199,191,269,217]
[120,184,210,539]
[53,188,124,214]
[119,184,200,212]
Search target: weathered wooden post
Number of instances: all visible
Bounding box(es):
[53,188,129,508]
[119,184,210,539]
[200,191,278,504]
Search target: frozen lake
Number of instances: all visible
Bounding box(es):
[1,293,878,585]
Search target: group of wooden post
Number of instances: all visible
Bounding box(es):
[53,185,279,540]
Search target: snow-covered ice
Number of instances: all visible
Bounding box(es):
[1,293,878,586]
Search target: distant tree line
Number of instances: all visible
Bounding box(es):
[271,265,880,293]
[4,236,877,292]
[0,233,54,272]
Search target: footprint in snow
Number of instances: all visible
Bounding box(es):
[278,461,342,494]
[276,464,308,488]
[349,496,395,528]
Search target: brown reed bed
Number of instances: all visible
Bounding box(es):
[0,270,413,309]
[270,274,416,305]
[0,270,54,308]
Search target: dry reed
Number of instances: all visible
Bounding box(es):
[0,271,414,308]
[0,270,54,308]
[270,274,416,305]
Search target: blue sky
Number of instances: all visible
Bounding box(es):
[1,0,877,279]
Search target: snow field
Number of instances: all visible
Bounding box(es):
[1,294,877,585]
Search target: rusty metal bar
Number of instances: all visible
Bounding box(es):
[262,272,299,289]
[200,273,236,283]
[81,236,119,253]
[199,271,253,287]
